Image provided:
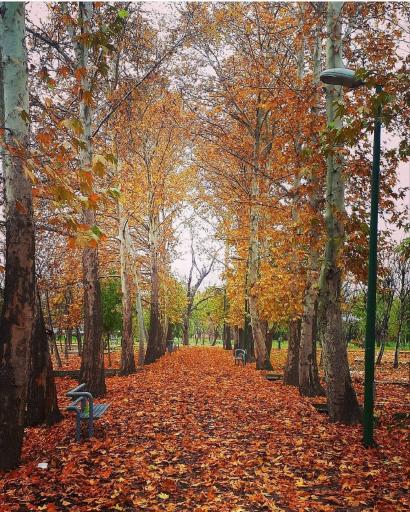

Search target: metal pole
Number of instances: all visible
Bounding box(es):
[363,84,382,447]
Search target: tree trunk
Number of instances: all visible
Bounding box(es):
[298,19,324,398]
[133,270,146,367]
[77,2,105,396]
[283,320,300,387]
[393,335,400,369]
[376,289,394,365]
[247,109,272,371]
[145,227,163,364]
[26,293,62,427]
[394,264,407,369]
[0,3,35,470]
[318,1,361,424]
[106,333,112,367]
[183,312,190,346]
[166,323,174,352]
[66,328,72,352]
[76,326,82,356]
[225,325,232,350]
[119,203,136,375]
[265,326,274,358]
[46,291,62,368]
[64,331,69,359]
[376,337,385,366]
[299,300,325,396]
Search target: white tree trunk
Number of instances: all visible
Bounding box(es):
[0,2,35,470]
[298,22,325,397]
[318,1,361,423]
[119,201,136,374]
[247,108,272,371]
[73,2,105,396]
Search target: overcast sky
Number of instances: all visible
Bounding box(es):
[22,2,410,285]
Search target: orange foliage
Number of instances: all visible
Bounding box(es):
[1,348,408,511]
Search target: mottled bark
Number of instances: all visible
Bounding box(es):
[248,108,272,371]
[75,3,105,396]
[45,291,62,368]
[26,293,62,427]
[76,326,82,356]
[183,242,215,346]
[299,297,325,396]
[0,3,35,470]
[119,202,136,375]
[318,2,361,424]
[134,271,146,366]
[145,214,163,364]
[283,320,301,387]
[80,225,106,395]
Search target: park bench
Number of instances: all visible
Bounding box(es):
[234,348,247,366]
[66,383,109,442]
[168,340,180,353]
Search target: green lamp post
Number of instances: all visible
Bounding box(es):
[320,67,382,447]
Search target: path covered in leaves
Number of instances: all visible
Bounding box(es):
[1,348,409,511]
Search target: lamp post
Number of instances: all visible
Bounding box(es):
[320,67,382,447]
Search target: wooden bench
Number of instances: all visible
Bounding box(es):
[66,383,109,442]
[234,348,247,366]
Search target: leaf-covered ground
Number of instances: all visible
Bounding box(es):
[1,348,409,511]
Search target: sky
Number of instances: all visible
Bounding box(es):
[23,1,410,285]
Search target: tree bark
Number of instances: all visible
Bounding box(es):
[26,293,62,427]
[45,290,62,368]
[318,1,361,424]
[145,211,163,364]
[393,262,408,368]
[299,300,325,396]
[76,326,82,356]
[183,311,191,346]
[376,285,394,365]
[224,325,232,350]
[76,2,105,396]
[0,3,35,470]
[134,270,146,366]
[283,320,301,387]
[297,18,324,397]
[119,202,136,375]
[247,109,272,371]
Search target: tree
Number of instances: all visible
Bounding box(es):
[318,2,361,424]
[114,83,192,365]
[0,2,36,470]
[118,202,136,375]
[182,237,215,345]
[64,2,106,396]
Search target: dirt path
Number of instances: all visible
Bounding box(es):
[1,348,408,511]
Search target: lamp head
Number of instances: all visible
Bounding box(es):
[319,68,364,89]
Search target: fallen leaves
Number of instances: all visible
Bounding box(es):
[0,348,409,511]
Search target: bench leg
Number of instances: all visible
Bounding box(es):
[76,414,81,442]
[88,414,94,438]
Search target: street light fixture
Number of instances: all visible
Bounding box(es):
[319,68,364,89]
[320,67,382,448]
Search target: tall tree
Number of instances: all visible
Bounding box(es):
[65,2,106,396]
[118,201,136,375]
[318,1,361,424]
[298,10,325,397]
[0,2,35,470]
[182,239,215,346]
